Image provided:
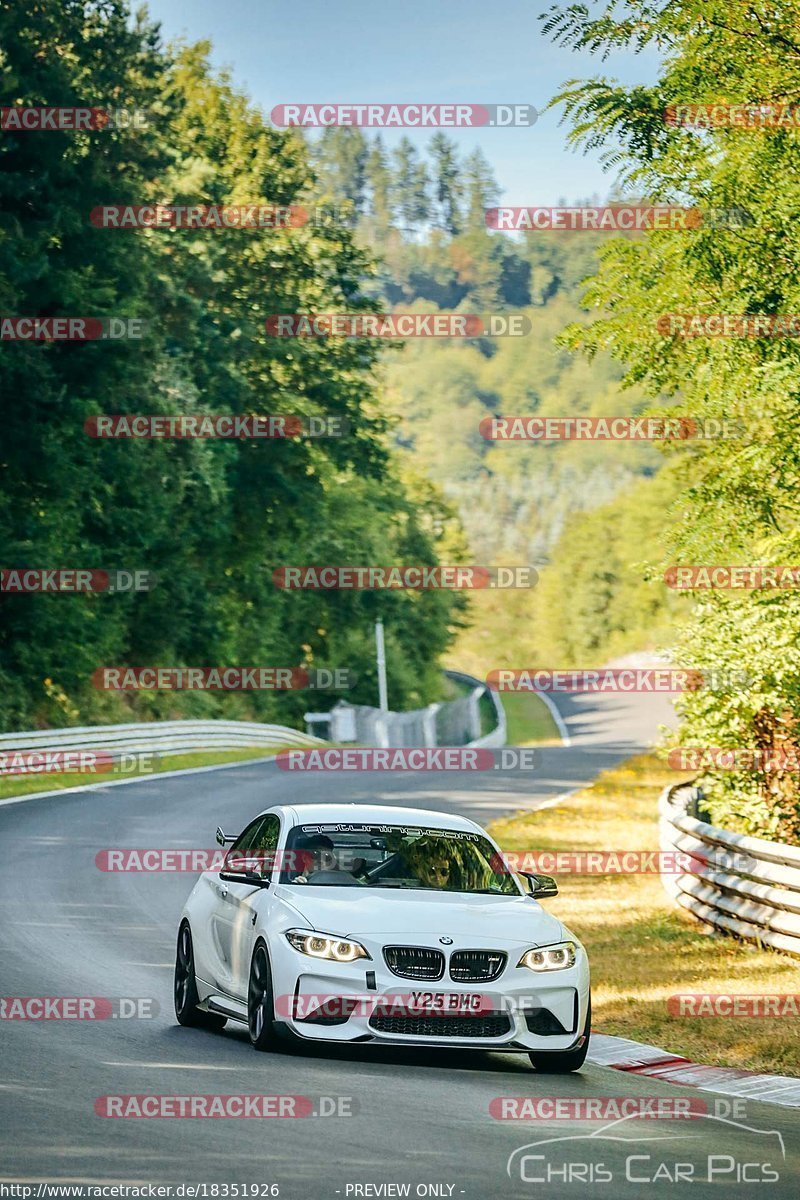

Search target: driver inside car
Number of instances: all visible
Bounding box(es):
[291,833,341,883]
[400,836,465,890]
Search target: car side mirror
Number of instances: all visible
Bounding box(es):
[219,867,270,888]
[216,826,236,846]
[241,870,270,888]
[519,871,558,899]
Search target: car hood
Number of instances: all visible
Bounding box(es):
[274,886,565,946]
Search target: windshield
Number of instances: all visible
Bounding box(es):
[279,823,520,895]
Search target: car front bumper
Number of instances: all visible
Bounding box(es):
[271,942,590,1052]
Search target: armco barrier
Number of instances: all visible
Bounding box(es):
[443,669,506,748]
[324,670,506,749]
[0,668,505,764]
[0,719,322,763]
[659,782,800,957]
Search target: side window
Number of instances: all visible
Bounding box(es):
[249,815,280,878]
[223,814,280,878]
[223,818,265,872]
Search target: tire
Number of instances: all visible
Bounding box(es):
[528,996,591,1073]
[174,922,227,1031]
[248,941,278,1051]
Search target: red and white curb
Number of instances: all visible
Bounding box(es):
[589,1033,800,1108]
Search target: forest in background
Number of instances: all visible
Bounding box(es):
[538,0,800,841]
[0,2,679,737]
[0,4,466,731]
[6,0,800,843]
[307,126,682,672]
[307,0,800,847]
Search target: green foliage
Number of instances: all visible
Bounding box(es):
[534,468,683,663]
[382,287,663,560]
[542,0,800,839]
[310,117,676,683]
[669,592,800,840]
[311,127,368,215]
[428,133,462,235]
[0,2,462,729]
[390,137,431,231]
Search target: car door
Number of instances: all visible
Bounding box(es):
[200,816,268,996]
[223,813,282,1001]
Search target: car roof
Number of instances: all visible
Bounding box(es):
[261,803,483,834]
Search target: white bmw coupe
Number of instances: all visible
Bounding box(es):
[174,803,591,1072]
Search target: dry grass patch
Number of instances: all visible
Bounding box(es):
[488,754,800,1076]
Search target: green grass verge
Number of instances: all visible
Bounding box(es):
[488,753,800,1077]
[0,745,301,801]
[502,691,562,745]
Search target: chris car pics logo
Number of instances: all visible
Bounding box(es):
[506,1112,784,1185]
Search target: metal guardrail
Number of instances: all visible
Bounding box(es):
[1,669,504,769]
[0,719,322,761]
[443,669,507,748]
[659,782,800,957]
[321,670,506,749]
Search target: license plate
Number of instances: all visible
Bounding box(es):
[405,991,484,1013]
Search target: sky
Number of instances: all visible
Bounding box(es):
[143,0,662,206]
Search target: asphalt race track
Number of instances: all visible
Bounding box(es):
[2,686,798,1198]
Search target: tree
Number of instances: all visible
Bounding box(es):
[462,147,500,229]
[543,0,800,840]
[0,0,183,726]
[311,126,368,218]
[390,137,430,231]
[429,133,462,234]
[364,134,392,230]
[0,2,462,729]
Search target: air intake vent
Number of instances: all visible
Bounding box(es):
[383,946,445,981]
[370,1013,511,1038]
[449,949,507,982]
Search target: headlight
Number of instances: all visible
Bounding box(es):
[285,929,371,963]
[518,941,576,972]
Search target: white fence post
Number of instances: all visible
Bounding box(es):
[467,687,483,742]
[422,703,441,748]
